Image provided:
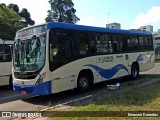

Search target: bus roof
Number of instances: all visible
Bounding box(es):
[16,22,152,37]
[47,22,152,36]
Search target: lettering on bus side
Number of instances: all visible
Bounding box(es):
[98,56,113,63]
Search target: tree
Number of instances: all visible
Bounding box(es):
[7,3,19,13]
[0,3,35,39]
[0,6,26,39]
[45,0,80,24]
[0,3,6,7]
[7,4,35,26]
[19,8,35,25]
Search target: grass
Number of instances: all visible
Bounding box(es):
[48,80,160,120]
[155,54,160,61]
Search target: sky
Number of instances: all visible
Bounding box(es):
[1,0,160,31]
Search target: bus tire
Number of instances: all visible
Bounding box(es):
[77,72,91,93]
[9,76,13,89]
[131,64,139,80]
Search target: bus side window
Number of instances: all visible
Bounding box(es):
[78,32,87,55]
[96,33,113,54]
[79,41,88,55]
[113,35,123,53]
[128,36,139,51]
[121,35,128,52]
[50,29,73,58]
[78,32,95,55]
[88,33,95,54]
[113,42,117,52]
[0,44,12,62]
[56,38,73,57]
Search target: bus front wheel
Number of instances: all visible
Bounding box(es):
[77,73,91,93]
[131,64,139,79]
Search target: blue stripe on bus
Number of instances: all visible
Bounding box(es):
[136,53,153,62]
[84,64,129,79]
[13,81,51,95]
[136,54,144,61]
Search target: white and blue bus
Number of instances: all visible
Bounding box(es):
[13,22,155,95]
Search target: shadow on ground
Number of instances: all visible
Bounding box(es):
[21,74,160,110]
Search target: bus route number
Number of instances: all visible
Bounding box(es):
[98,56,113,63]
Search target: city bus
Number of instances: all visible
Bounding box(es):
[13,22,155,95]
[0,39,14,88]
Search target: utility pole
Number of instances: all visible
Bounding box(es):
[108,12,110,24]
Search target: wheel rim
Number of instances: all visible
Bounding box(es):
[132,67,138,78]
[79,77,88,88]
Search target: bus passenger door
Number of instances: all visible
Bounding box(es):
[49,29,75,93]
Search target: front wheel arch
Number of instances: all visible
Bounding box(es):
[76,69,93,93]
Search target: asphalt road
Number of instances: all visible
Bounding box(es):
[0,63,159,117]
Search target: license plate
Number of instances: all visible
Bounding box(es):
[21,90,27,94]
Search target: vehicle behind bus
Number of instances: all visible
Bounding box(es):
[12,22,155,95]
[154,37,160,54]
[0,39,13,88]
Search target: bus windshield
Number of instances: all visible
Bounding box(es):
[13,35,46,72]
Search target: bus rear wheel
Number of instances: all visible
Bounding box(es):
[77,73,91,93]
[131,64,139,79]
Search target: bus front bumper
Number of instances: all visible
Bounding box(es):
[13,81,51,95]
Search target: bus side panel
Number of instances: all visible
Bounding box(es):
[0,76,10,86]
[128,51,155,72]
[96,54,129,81]
[138,51,155,72]
[0,62,11,86]
[51,56,97,94]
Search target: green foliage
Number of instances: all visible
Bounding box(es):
[0,3,35,39]
[0,3,6,7]
[49,80,160,120]
[7,3,19,13]
[19,8,35,25]
[155,54,160,61]
[0,6,27,39]
[7,4,35,26]
[46,0,80,24]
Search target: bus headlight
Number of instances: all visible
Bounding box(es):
[36,72,46,85]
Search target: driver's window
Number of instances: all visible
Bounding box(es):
[50,29,73,59]
[53,37,73,58]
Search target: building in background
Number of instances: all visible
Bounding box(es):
[106,22,121,29]
[139,25,153,32]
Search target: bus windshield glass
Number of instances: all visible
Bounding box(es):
[13,35,46,72]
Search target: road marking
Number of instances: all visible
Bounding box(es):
[40,89,109,112]
[40,94,93,111]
